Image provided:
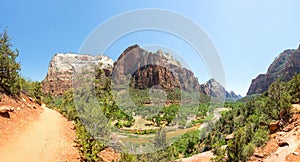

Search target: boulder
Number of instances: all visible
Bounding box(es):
[270,121,279,134]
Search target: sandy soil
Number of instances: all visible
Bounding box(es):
[0,94,80,162]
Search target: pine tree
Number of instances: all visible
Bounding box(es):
[0,29,21,95]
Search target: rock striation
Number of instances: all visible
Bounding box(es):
[42,45,242,98]
[112,45,201,92]
[41,53,113,95]
[247,45,300,95]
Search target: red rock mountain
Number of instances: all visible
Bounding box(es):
[42,45,241,98]
[112,45,201,92]
[247,45,300,95]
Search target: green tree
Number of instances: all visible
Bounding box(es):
[0,29,21,95]
[288,75,300,103]
[152,128,168,150]
[227,128,247,162]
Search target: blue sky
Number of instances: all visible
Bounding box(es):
[1,0,300,96]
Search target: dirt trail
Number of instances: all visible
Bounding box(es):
[250,110,300,162]
[0,106,80,162]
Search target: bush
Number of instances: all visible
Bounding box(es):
[19,77,43,104]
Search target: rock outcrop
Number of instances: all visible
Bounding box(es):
[112,45,200,92]
[42,45,242,98]
[41,53,113,95]
[200,79,241,100]
[247,45,300,95]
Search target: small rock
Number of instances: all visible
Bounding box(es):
[283,125,294,132]
[293,152,299,156]
[17,108,20,111]
[0,107,10,113]
[289,118,295,124]
[278,141,289,147]
[28,97,34,102]
[254,153,264,158]
[0,106,14,113]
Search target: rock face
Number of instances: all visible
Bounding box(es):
[247,45,300,95]
[41,53,113,95]
[112,45,200,92]
[200,79,241,100]
[42,45,243,97]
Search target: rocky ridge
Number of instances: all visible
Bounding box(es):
[200,79,241,100]
[41,53,113,95]
[42,45,240,98]
[247,45,300,95]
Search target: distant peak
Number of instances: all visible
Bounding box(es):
[208,78,216,83]
[247,44,300,95]
[122,44,140,54]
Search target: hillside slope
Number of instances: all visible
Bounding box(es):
[0,93,80,161]
[249,108,300,162]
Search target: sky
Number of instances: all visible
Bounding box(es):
[1,0,300,96]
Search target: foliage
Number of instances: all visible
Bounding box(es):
[75,122,105,161]
[210,75,300,161]
[44,66,137,161]
[288,74,300,103]
[171,130,202,158]
[0,29,21,95]
[148,104,179,127]
[151,129,168,150]
[19,77,43,104]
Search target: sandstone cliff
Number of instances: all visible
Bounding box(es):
[41,53,113,95]
[247,45,300,95]
[42,45,242,98]
[112,45,200,92]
